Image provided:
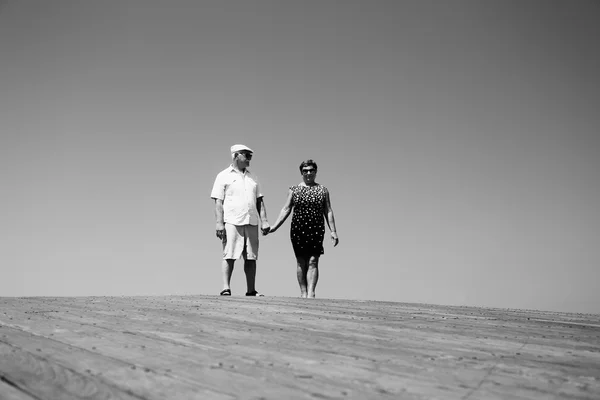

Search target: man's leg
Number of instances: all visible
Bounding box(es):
[222,259,235,291]
[244,224,261,295]
[296,256,308,298]
[307,256,319,298]
[221,223,242,293]
[244,258,257,293]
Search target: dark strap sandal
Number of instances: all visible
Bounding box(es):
[245,290,264,296]
[220,289,231,296]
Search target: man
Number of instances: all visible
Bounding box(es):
[210,144,270,296]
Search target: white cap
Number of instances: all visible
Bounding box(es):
[230,144,253,153]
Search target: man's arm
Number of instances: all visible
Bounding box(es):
[257,197,270,235]
[211,172,227,241]
[214,198,226,241]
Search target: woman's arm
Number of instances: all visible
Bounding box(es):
[269,189,294,233]
[323,188,339,246]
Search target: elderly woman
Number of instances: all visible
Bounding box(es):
[268,159,339,298]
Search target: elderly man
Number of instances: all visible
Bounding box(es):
[210,144,270,296]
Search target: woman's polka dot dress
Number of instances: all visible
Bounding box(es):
[290,185,326,258]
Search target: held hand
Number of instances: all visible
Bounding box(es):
[331,232,339,247]
[268,225,278,234]
[261,222,271,236]
[216,222,226,242]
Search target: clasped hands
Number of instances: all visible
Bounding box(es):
[261,222,271,236]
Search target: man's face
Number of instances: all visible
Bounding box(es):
[237,151,253,167]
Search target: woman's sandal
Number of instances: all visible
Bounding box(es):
[219,289,231,296]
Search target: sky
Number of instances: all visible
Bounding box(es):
[1,0,599,314]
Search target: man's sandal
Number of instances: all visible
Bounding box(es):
[220,289,231,296]
[245,290,264,297]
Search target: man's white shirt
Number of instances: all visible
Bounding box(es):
[211,166,263,226]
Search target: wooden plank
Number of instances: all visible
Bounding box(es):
[0,324,314,399]
[0,327,235,400]
[1,296,599,400]
[4,296,600,398]
[24,296,599,361]
[0,342,140,400]
[2,300,431,398]
[4,299,454,382]
[1,311,398,399]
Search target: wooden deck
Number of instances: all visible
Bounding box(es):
[1,296,599,400]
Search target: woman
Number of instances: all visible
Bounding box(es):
[268,159,339,298]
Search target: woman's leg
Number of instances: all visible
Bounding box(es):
[296,256,308,298]
[307,256,320,298]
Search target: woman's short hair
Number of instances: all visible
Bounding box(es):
[299,159,318,173]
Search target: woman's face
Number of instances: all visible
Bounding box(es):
[301,165,317,184]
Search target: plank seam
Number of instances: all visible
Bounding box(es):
[1,375,44,400]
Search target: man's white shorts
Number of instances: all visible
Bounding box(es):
[222,223,259,260]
